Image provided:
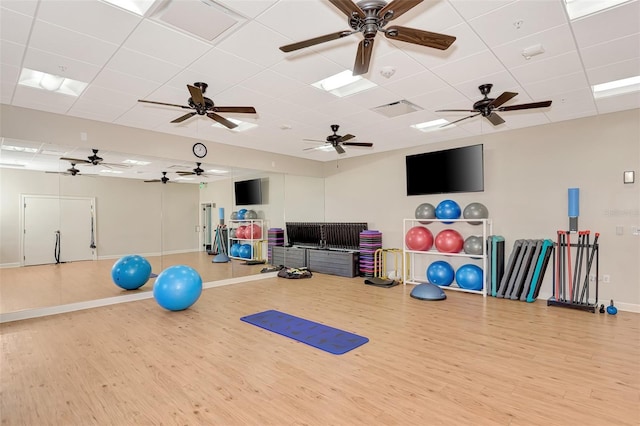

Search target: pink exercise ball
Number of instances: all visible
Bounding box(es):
[435,229,464,253]
[236,225,247,239]
[405,226,434,251]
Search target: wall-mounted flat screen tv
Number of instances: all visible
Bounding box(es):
[406,144,484,195]
[234,178,262,206]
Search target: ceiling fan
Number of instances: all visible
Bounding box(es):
[304,124,373,154]
[177,162,209,177]
[279,0,456,76]
[144,171,172,184]
[46,163,84,176]
[138,82,256,129]
[60,148,127,168]
[437,84,553,127]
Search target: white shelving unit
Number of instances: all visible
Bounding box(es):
[403,218,492,297]
[228,219,265,261]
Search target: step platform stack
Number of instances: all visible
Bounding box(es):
[359,230,382,277]
[267,228,285,265]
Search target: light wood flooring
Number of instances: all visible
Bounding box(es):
[1,274,638,425]
[0,252,265,314]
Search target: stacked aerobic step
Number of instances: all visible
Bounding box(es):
[359,230,382,277]
[493,239,554,302]
[267,228,284,265]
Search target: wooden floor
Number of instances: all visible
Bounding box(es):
[1,274,638,425]
[0,252,265,314]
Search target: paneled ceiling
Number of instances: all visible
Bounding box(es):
[1,0,639,179]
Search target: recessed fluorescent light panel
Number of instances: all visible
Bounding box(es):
[312,70,377,97]
[592,75,640,99]
[122,159,151,166]
[19,68,87,97]
[0,145,39,153]
[564,0,631,20]
[411,119,450,132]
[207,169,229,174]
[175,176,195,181]
[211,118,257,132]
[100,0,155,16]
[100,169,124,174]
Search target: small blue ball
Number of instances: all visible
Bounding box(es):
[456,264,483,291]
[435,200,461,224]
[427,261,455,286]
[153,265,202,311]
[111,255,152,290]
[607,305,618,315]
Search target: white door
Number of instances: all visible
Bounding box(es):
[23,196,96,266]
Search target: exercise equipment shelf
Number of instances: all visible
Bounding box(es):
[403,218,492,297]
[228,219,265,261]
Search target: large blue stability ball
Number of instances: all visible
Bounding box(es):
[111,255,152,290]
[435,199,461,224]
[237,209,248,220]
[230,243,242,257]
[456,264,483,291]
[239,244,252,259]
[153,265,203,311]
[427,260,455,286]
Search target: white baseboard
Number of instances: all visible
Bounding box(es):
[534,290,639,313]
[0,272,277,323]
[0,262,21,268]
[97,249,200,261]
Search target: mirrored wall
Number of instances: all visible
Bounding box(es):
[0,145,325,317]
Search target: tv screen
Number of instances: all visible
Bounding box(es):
[234,178,262,206]
[406,144,484,195]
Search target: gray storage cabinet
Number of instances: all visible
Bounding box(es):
[271,246,307,269]
[307,249,359,278]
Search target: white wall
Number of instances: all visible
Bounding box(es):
[323,110,640,309]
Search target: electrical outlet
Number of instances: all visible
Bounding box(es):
[603,274,611,283]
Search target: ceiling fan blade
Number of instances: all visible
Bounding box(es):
[334,144,346,154]
[187,84,205,106]
[385,26,456,50]
[138,99,191,109]
[353,38,374,76]
[280,31,353,53]
[176,171,196,176]
[60,157,91,164]
[303,139,327,143]
[488,91,518,108]
[303,145,326,151]
[342,142,373,147]
[338,134,356,143]
[171,112,197,123]
[207,112,238,129]
[486,112,505,126]
[436,109,477,113]
[213,106,256,114]
[144,179,161,183]
[328,0,365,19]
[440,113,481,127]
[498,100,552,111]
[378,0,423,21]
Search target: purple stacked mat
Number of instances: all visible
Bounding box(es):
[359,230,382,277]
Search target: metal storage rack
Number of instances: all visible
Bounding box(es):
[403,218,492,296]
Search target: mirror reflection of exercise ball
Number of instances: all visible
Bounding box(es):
[463,202,489,225]
[415,203,436,224]
[244,209,258,220]
[230,211,239,220]
[463,236,484,256]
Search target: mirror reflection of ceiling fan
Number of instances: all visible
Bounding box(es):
[279,0,456,76]
[304,124,373,154]
[176,162,211,178]
[60,148,127,169]
[436,84,553,127]
[144,171,173,184]
[138,83,256,130]
[45,163,90,177]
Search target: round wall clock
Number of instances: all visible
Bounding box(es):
[192,143,207,158]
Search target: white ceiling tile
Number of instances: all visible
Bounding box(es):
[580,33,640,70]
[447,0,515,20]
[185,49,263,89]
[365,50,428,87]
[239,69,308,99]
[412,86,472,111]
[382,70,448,99]
[29,20,119,66]
[586,57,640,86]
[12,85,77,113]
[544,87,597,121]
[491,24,577,69]
[0,0,38,16]
[570,0,640,49]
[521,72,590,100]
[278,84,341,109]
[122,20,212,67]
[468,0,568,48]
[216,0,278,19]
[510,50,583,85]
[0,63,20,102]
[501,110,550,129]
[78,84,140,108]
[23,48,101,83]
[453,72,520,100]
[431,50,505,85]
[255,0,343,42]
[400,0,466,33]
[91,68,161,99]
[114,104,183,129]
[270,53,345,85]
[0,40,25,67]
[0,7,34,45]
[105,48,183,83]
[67,100,127,123]
[36,0,141,44]
[216,21,291,68]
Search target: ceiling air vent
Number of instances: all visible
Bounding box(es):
[371,100,423,118]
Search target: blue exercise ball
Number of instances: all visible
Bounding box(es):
[111,255,152,290]
[435,199,461,224]
[456,264,483,291]
[153,265,202,311]
[239,244,252,259]
[230,243,241,257]
[426,260,455,286]
[237,209,247,220]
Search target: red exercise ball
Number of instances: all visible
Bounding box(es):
[236,225,247,239]
[405,226,434,251]
[245,223,262,239]
[435,229,464,253]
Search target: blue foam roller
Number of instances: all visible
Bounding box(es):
[568,188,579,217]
